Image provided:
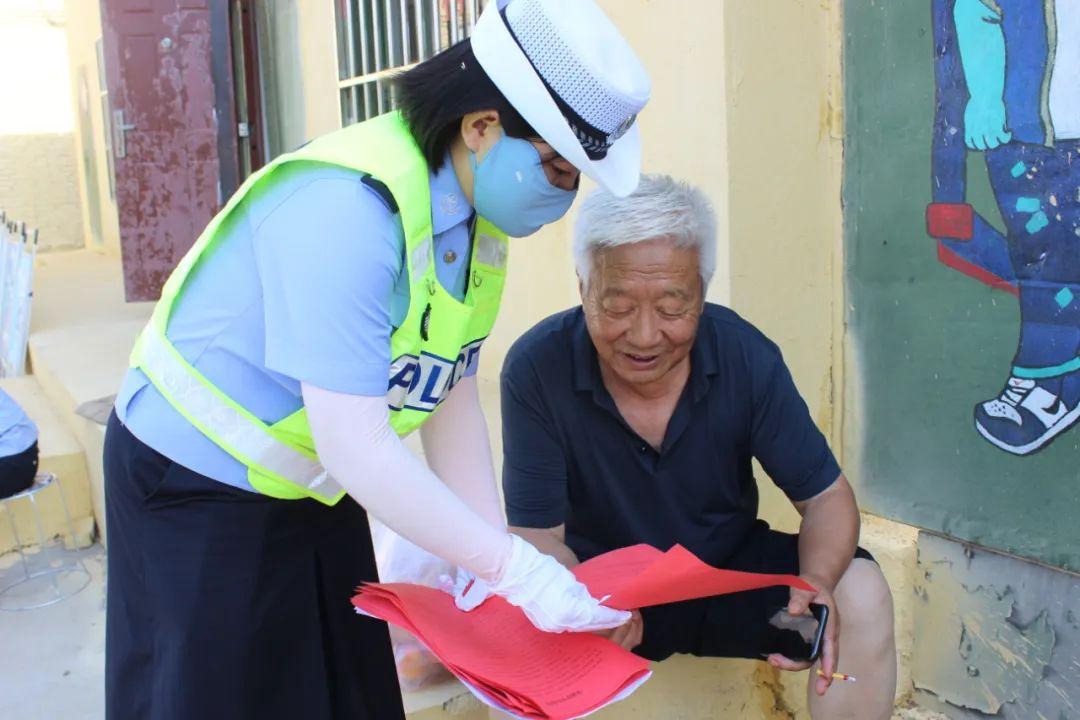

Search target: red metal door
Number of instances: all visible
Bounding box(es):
[100,0,238,301]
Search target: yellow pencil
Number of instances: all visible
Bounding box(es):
[817,670,857,683]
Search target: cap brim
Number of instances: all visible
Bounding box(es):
[472,5,642,198]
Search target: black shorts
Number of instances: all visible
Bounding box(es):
[634,522,876,662]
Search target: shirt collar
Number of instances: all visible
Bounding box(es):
[429,152,473,235]
[571,310,597,393]
[688,312,719,402]
[571,305,720,402]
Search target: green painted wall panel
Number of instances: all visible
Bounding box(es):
[843,0,1080,571]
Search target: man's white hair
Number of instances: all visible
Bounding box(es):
[573,174,718,290]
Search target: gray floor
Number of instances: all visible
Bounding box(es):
[0,544,105,720]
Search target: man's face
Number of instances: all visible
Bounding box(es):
[582,238,704,388]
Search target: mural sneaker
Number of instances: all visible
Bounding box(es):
[974,372,1080,455]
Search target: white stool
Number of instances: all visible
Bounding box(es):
[0,472,90,611]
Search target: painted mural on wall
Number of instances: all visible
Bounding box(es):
[844,1,1080,572]
[926,0,1080,456]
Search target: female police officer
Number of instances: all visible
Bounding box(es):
[103,0,649,717]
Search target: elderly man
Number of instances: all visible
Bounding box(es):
[500,175,896,719]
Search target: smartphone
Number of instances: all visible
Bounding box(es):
[761,602,829,663]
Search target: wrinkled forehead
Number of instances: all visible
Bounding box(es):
[590,238,701,295]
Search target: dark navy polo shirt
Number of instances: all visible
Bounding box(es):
[500,303,842,566]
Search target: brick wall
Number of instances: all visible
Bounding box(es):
[0,132,84,251]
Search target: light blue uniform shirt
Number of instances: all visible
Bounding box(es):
[0,388,37,458]
[116,155,478,490]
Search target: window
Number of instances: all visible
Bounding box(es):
[334,0,485,126]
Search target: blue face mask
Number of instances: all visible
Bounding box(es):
[470,135,577,238]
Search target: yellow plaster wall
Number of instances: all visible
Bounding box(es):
[0,133,83,252]
[722,0,845,533]
[0,5,84,251]
[263,0,341,149]
[62,0,121,257]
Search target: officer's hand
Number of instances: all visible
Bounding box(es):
[457,536,630,633]
[451,569,491,611]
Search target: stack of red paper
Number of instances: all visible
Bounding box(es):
[353,544,814,720]
[356,583,650,718]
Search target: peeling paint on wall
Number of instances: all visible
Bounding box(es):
[914,558,1053,712]
[913,532,1080,718]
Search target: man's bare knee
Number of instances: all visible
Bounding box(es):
[835,558,894,649]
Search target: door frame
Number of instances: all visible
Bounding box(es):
[211,4,241,201]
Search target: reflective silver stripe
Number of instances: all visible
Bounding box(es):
[410,237,432,283]
[386,352,418,411]
[476,233,507,269]
[139,330,344,499]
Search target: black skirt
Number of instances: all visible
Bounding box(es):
[103,412,404,720]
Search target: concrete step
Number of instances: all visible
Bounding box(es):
[0,375,94,552]
[25,250,153,546]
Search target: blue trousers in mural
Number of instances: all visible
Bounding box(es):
[975,141,1080,454]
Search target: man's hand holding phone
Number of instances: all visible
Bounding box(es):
[767,575,839,697]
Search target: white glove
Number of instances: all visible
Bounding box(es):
[456,535,630,633]
[452,569,490,611]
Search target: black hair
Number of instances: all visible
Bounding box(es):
[394,39,537,170]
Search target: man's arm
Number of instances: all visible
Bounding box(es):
[509,524,579,569]
[793,474,860,593]
[773,474,860,694]
[749,349,854,690]
[510,523,643,650]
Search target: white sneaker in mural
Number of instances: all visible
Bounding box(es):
[974,374,1080,455]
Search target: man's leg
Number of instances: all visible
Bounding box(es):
[806,557,896,720]
[660,528,897,719]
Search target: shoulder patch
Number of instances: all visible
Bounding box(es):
[361,175,400,214]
